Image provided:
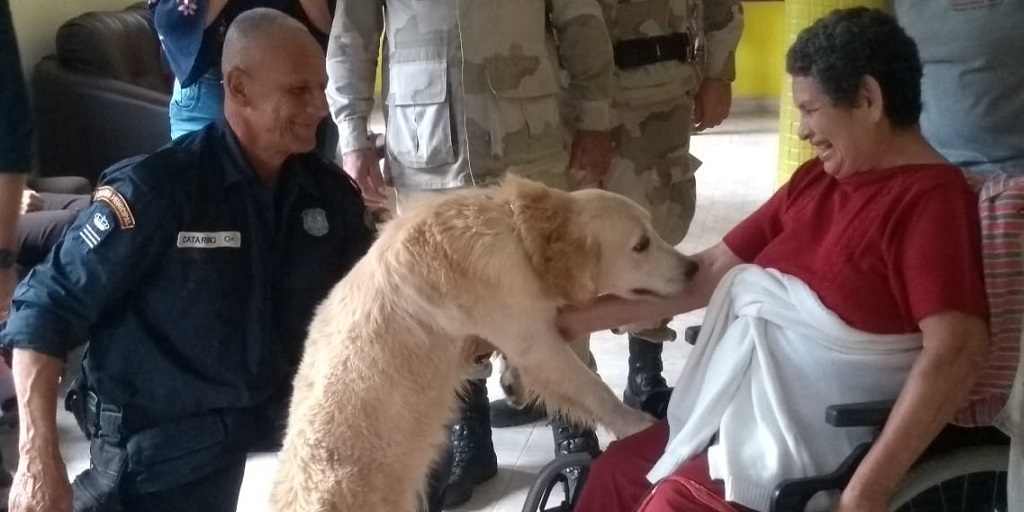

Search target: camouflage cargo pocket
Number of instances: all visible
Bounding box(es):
[484,58,565,165]
[386,60,457,168]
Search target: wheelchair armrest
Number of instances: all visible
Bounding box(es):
[770,442,872,512]
[683,325,700,345]
[770,401,892,511]
[825,400,894,428]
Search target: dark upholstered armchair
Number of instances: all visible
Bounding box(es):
[32,3,172,185]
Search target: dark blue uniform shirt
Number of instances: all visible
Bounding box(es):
[1,120,373,427]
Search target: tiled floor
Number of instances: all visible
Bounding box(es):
[0,106,780,512]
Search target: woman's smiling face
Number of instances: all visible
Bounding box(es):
[792,75,878,180]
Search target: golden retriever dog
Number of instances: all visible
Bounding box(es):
[270,177,697,512]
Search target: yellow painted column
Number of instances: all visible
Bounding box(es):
[776,0,889,184]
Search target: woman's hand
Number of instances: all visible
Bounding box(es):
[833,488,888,512]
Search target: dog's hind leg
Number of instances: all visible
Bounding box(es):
[488,321,654,440]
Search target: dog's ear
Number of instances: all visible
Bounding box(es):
[508,179,601,304]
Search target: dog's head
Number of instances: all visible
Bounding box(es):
[504,176,697,305]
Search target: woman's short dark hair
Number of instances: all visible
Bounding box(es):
[786,7,922,128]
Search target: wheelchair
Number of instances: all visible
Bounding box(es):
[525,174,1024,512]
[522,328,1012,512]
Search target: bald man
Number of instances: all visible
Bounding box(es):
[1,9,374,512]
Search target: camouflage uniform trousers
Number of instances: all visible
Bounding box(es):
[394,151,597,381]
[604,91,697,249]
[594,88,700,345]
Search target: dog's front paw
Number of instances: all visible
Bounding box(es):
[611,409,657,440]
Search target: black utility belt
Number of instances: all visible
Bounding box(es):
[614,33,693,70]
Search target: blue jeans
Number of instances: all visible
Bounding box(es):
[169,71,224,140]
[0,0,32,172]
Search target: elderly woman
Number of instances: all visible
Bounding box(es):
[558,8,990,512]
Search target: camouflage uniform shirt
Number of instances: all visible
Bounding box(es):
[327,0,614,190]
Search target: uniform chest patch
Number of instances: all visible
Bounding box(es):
[176,231,242,248]
[302,208,329,237]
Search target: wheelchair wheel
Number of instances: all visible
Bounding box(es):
[890,445,1009,512]
[521,453,594,512]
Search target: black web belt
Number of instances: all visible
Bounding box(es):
[614,33,693,70]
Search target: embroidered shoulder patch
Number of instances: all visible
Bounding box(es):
[78,211,116,250]
[93,186,136,229]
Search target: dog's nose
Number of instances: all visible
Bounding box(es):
[683,259,700,280]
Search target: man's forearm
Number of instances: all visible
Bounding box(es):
[13,348,65,462]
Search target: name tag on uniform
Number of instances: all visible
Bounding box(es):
[176,231,242,249]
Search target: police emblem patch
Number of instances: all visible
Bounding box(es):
[302,208,329,237]
[92,212,111,232]
[93,186,136,229]
[79,211,115,250]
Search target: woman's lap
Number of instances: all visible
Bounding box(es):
[575,420,670,512]
[575,420,742,512]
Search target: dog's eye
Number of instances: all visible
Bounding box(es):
[632,236,650,253]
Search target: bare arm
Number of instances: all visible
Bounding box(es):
[204,0,230,26]
[8,349,72,512]
[297,0,332,35]
[558,242,744,339]
[838,311,990,511]
[0,174,26,320]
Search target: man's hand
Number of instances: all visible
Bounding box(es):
[0,268,15,322]
[9,454,73,512]
[568,130,612,189]
[694,78,732,132]
[20,189,41,214]
[341,148,389,207]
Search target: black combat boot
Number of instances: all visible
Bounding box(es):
[443,379,498,508]
[421,441,452,512]
[623,334,669,409]
[550,416,602,458]
[489,397,547,428]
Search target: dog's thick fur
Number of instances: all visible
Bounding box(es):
[270,177,696,512]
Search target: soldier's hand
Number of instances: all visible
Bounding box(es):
[9,455,73,512]
[341,148,389,207]
[568,130,612,189]
[694,78,733,132]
